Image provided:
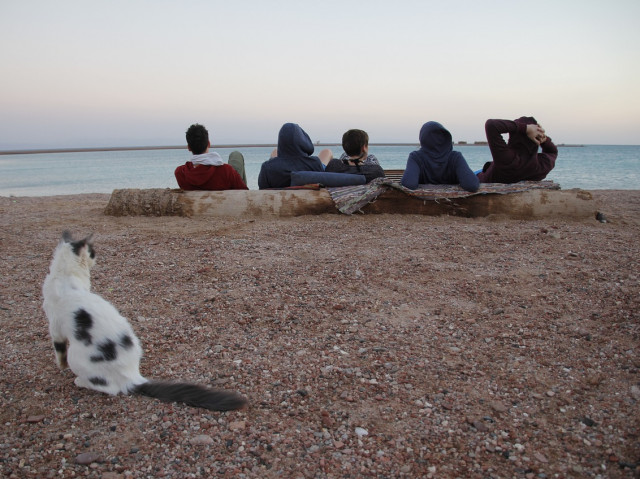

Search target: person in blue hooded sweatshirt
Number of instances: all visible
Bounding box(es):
[401,122,479,192]
[258,123,332,189]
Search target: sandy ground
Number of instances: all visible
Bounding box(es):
[1,191,639,479]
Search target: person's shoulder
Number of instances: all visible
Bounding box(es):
[174,162,189,173]
[325,158,343,169]
[364,154,380,165]
[407,150,422,161]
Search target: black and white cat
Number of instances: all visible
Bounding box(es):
[42,231,247,411]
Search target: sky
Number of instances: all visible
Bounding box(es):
[1,0,639,148]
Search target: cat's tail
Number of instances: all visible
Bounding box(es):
[131,380,247,411]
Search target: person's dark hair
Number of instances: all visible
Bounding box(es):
[342,129,369,157]
[186,124,209,155]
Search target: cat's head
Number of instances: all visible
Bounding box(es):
[59,231,96,271]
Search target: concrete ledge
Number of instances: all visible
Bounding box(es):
[104,188,336,217]
[363,188,595,219]
[104,187,595,219]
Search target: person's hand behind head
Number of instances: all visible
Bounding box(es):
[526,124,545,145]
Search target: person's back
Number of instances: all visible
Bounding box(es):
[175,124,248,191]
[401,122,479,192]
[325,129,385,183]
[175,162,247,191]
[478,117,558,183]
[258,123,326,189]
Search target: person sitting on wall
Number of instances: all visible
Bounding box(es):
[477,117,558,183]
[325,129,385,183]
[174,123,248,191]
[401,121,479,192]
[258,123,332,189]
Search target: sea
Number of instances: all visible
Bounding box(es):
[0,144,638,196]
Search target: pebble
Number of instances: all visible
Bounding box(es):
[75,452,102,465]
[490,401,508,413]
[472,420,489,432]
[534,452,548,463]
[190,435,214,446]
[229,420,246,431]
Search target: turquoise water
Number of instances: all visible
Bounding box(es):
[0,144,638,196]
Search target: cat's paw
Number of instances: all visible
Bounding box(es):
[74,377,90,389]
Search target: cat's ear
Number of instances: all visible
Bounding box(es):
[62,230,74,243]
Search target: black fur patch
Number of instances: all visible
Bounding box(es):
[74,309,93,345]
[69,239,95,259]
[89,377,108,386]
[119,334,133,349]
[70,239,86,256]
[54,341,67,353]
[90,340,117,362]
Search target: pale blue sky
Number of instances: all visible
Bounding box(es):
[1,0,639,148]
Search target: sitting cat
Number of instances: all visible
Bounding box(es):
[42,231,247,411]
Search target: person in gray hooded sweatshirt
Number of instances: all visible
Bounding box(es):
[258,123,332,189]
[401,121,479,192]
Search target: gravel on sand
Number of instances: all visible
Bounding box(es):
[1,191,639,478]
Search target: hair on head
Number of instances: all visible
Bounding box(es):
[186,124,209,155]
[342,129,369,157]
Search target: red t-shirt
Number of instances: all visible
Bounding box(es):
[174,163,248,190]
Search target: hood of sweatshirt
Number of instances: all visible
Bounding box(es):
[419,122,453,160]
[277,123,315,158]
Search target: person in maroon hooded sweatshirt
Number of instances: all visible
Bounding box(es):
[174,124,248,191]
[477,117,558,184]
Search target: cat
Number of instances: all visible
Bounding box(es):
[42,231,247,411]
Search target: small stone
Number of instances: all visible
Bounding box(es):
[26,415,45,423]
[631,385,640,400]
[190,435,214,446]
[322,415,335,428]
[490,401,508,413]
[534,452,548,463]
[75,452,102,465]
[580,416,596,427]
[229,420,246,431]
[355,427,368,437]
[472,420,489,432]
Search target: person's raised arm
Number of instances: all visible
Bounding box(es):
[536,136,558,174]
[485,119,520,164]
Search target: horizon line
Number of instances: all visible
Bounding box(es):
[0,142,590,156]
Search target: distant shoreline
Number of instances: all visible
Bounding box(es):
[0,142,586,156]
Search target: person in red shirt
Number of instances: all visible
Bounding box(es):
[174,124,248,191]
